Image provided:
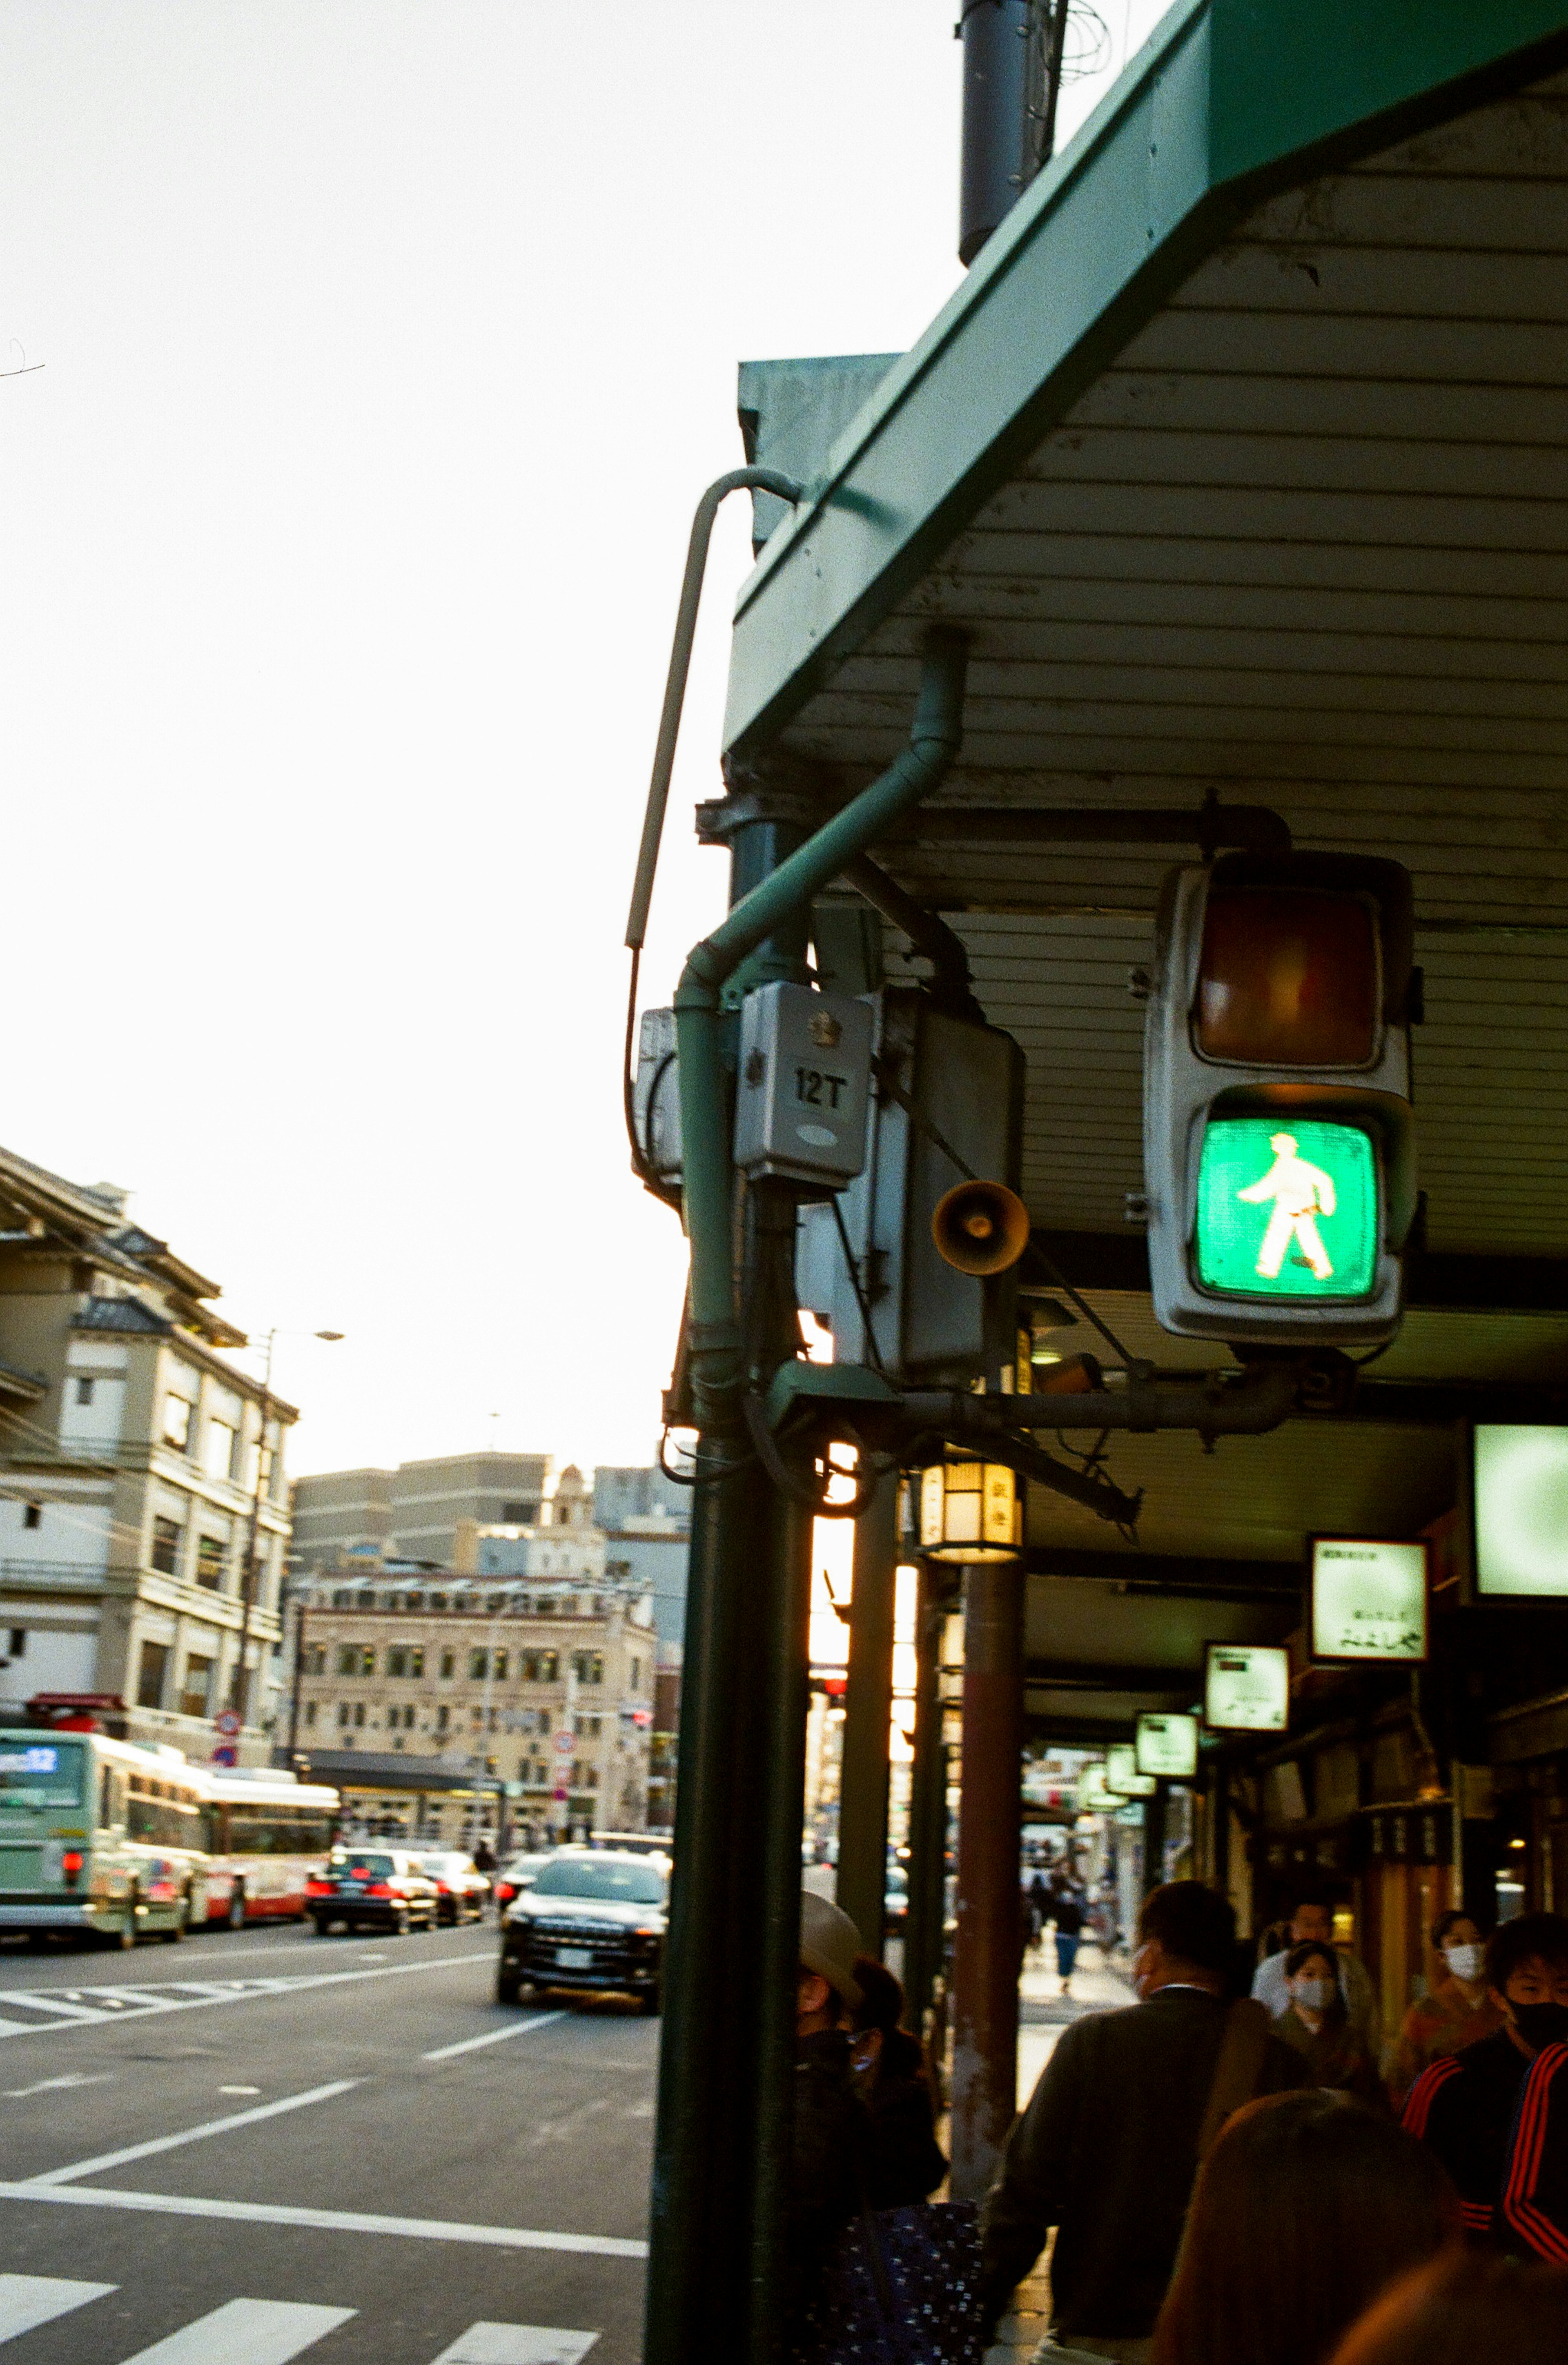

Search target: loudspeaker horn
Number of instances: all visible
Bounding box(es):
[931,1180,1031,1277]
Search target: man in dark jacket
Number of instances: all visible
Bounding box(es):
[980,1880,1305,2361]
[788,1891,870,2352]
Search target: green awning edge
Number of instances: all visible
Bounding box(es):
[721,0,1568,766]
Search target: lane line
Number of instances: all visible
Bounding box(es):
[3,2073,116,2100]
[0,2180,650,2256]
[28,2080,361,2187]
[0,1941,465,2000]
[423,2012,566,2061]
[430,2327,599,2364]
[0,1949,495,2044]
[0,1993,110,2023]
[118,2298,356,2365]
[0,2274,116,2342]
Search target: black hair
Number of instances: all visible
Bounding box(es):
[850,1954,905,2037]
[1429,1907,1479,1953]
[1486,1910,1568,1995]
[1285,1941,1339,1980]
[1138,1880,1236,1976]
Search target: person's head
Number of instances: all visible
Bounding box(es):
[1428,1909,1485,1985]
[797,1890,862,2035]
[1485,1911,1568,2051]
[1327,2252,1568,2365]
[851,1955,904,2038]
[1287,1887,1336,1948]
[1285,1940,1341,2019]
[1151,2092,1458,2365]
[1135,1881,1235,1997]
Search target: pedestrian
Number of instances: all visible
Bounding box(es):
[1051,1879,1086,1996]
[849,1954,947,2207]
[1151,2091,1458,2365]
[1275,1941,1385,2104]
[1401,1907,1568,2245]
[980,1880,1305,2363]
[1327,2251,1568,2365]
[1252,1887,1381,2064]
[788,1891,869,2354]
[1387,1911,1501,2108]
[472,1834,496,1873]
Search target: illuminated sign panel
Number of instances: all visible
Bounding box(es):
[1310,1537,1428,1662]
[1194,1118,1377,1300]
[1205,1643,1289,1733]
[1474,1426,1568,1597]
[1137,1712,1200,1779]
[1104,1744,1157,1800]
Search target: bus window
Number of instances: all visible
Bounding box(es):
[0,1741,85,1810]
[99,1765,125,1830]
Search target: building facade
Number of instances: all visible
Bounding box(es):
[290,1451,553,1572]
[287,1543,655,1843]
[0,1145,294,1762]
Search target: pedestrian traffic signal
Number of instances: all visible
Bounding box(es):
[1144,853,1417,1344]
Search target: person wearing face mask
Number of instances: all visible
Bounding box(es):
[1389,1911,1503,2108]
[1402,1909,1568,2247]
[1275,1940,1385,2104]
[1252,1886,1382,2065]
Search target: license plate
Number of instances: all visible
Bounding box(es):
[556,1946,593,1969]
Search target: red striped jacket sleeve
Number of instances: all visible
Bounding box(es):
[1503,2041,1568,2263]
[1402,2053,1462,2140]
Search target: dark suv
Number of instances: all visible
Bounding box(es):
[497,1850,666,2013]
[307,1848,439,1935]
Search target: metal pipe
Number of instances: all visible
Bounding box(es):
[839,852,984,1020]
[624,467,804,957]
[949,1559,1024,2202]
[902,1358,1301,1440]
[959,0,1032,265]
[675,632,968,1430]
[836,1473,899,1954]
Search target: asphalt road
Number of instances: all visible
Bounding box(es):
[0,1918,656,2365]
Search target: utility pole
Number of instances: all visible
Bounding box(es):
[949,1558,1024,2204]
[228,1329,276,1728]
[836,1472,899,1955]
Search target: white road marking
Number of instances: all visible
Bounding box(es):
[422,2012,565,2061]
[117,2298,356,2365]
[431,2328,599,2364]
[3,2072,115,2099]
[220,2085,262,2096]
[0,2180,649,2256]
[29,2080,360,2187]
[0,1949,494,2043]
[0,2273,116,2342]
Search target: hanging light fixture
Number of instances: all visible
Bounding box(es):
[918,1460,1022,1563]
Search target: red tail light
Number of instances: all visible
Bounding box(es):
[62,1850,83,1888]
[436,1883,452,1895]
[306,1878,332,1896]
[364,1882,393,1897]
[494,1882,515,1904]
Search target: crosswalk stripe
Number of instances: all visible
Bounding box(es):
[116,2298,355,2365]
[429,2327,599,2364]
[0,2274,116,2342]
[0,1948,490,2042]
[0,2178,649,2256]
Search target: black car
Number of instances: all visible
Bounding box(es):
[307,1848,440,1935]
[497,1850,666,2013]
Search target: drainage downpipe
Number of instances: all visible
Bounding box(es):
[675,630,969,1432]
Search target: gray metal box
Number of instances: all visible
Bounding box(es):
[733,982,874,1191]
[632,1006,683,1189]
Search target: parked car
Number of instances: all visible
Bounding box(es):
[307,1849,440,1936]
[414,1850,490,1925]
[497,1850,667,2013]
[491,1851,552,1912]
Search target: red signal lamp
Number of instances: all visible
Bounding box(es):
[1196,888,1379,1069]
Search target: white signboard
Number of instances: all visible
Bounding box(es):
[1474,1426,1568,1597]
[1137,1712,1199,1779]
[1104,1743,1156,1800]
[1310,1537,1428,1662]
[1205,1643,1289,1733]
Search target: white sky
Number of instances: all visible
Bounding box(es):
[0,0,1164,1477]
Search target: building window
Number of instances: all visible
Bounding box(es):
[493,1650,509,1681]
[135,1640,168,1709]
[385,1646,425,1679]
[337,1703,350,1728]
[353,1702,366,1728]
[178,1655,214,1719]
[151,1517,183,1576]
[22,1503,40,1531]
[437,1705,449,1732]
[4,1628,24,1660]
[195,1534,226,1590]
[537,1598,555,1617]
[469,1648,489,1681]
[335,1644,374,1678]
[439,1650,455,1679]
[162,1395,193,1451]
[203,1420,239,1483]
[304,1700,317,1727]
[75,1376,95,1406]
[430,1593,448,1610]
[630,1657,641,1690]
[573,1652,604,1686]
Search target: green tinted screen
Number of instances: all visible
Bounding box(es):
[1194,1117,1377,1299]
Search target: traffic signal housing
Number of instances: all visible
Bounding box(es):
[1143,853,1417,1345]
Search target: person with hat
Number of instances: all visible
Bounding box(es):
[788,1892,871,2348]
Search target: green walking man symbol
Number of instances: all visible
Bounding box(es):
[1236,1129,1336,1281]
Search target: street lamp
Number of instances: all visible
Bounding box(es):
[228,1327,344,1729]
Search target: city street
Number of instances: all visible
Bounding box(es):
[0,1922,655,2365]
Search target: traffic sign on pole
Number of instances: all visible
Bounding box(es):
[214,1709,243,1738]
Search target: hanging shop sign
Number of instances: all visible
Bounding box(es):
[1309,1536,1429,1664]
[1472,1425,1568,1597]
[1204,1643,1289,1733]
[1136,1711,1200,1779]
[1076,1761,1113,1810]
[1104,1743,1157,1799]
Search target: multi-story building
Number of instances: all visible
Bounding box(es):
[287,1547,655,1844]
[0,1144,294,1762]
[290,1451,553,1572]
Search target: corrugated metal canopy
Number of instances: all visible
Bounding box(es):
[715,2,1568,1627]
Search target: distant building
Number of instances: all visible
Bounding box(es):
[592,1463,691,1530]
[287,1555,655,1845]
[594,1463,691,1650]
[290,1451,552,1572]
[0,1144,294,1761]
